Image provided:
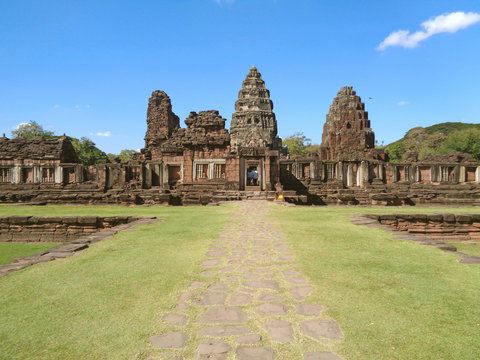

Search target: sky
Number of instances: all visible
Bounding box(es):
[1,0,479,153]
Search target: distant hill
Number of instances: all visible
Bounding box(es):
[384,122,480,162]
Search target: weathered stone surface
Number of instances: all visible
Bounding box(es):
[149,332,188,349]
[304,351,343,360]
[291,286,314,301]
[229,292,253,306]
[195,339,231,360]
[319,86,384,161]
[189,281,206,289]
[235,334,262,345]
[242,280,279,290]
[257,292,284,302]
[295,303,323,316]
[263,320,294,343]
[230,66,281,152]
[236,347,274,360]
[300,319,344,341]
[163,313,188,326]
[192,292,227,306]
[197,306,248,324]
[144,90,180,156]
[198,326,250,337]
[201,259,222,267]
[209,282,229,291]
[254,302,288,316]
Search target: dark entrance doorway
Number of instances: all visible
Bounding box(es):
[168,165,181,186]
[245,163,261,189]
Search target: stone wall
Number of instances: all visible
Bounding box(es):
[0,216,137,242]
[366,213,480,241]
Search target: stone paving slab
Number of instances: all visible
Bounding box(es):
[149,201,344,359]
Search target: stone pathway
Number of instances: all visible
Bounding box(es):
[149,201,344,359]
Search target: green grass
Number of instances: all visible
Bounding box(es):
[269,205,480,360]
[0,204,234,360]
[0,243,59,265]
[447,242,480,258]
[2,203,480,359]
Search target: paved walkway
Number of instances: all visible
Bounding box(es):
[149,201,344,360]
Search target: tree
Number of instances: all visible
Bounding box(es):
[283,132,312,157]
[11,121,55,139]
[70,137,109,166]
[106,149,137,163]
[438,128,480,160]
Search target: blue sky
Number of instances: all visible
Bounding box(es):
[1,0,479,153]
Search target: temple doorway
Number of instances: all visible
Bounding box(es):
[246,164,260,189]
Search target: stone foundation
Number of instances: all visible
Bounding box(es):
[365,213,480,241]
[0,215,137,242]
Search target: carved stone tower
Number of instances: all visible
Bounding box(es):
[320,86,375,160]
[230,66,281,153]
[144,90,180,150]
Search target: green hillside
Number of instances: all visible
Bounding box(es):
[384,122,480,162]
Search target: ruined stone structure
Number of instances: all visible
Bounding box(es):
[1,68,480,205]
[319,86,385,161]
[230,66,281,152]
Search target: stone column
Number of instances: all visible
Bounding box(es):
[347,164,354,187]
[54,166,63,184]
[459,166,466,183]
[33,165,41,184]
[12,165,21,184]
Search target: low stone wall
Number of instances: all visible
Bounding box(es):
[365,214,480,241]
[0,216,137,242]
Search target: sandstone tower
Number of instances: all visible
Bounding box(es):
[144,90,180,151]
[230,66,281,152]
[320,86,376,160]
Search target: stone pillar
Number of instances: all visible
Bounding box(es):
[54,166,63,184]
[75,165,84,183]
[476,166,480,183]
[378,164,384,181]
[347,164,354,187]
[12,165,21,184]
[264,156,271,190]
[33,165,41,184]
[337,161,343,181]
[459,166,466,183]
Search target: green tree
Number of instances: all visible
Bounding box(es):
[438,128,480,160]
[70,137,109,166]
[283,132,312,157]
[106,149,137,163]
[11,121,55,139]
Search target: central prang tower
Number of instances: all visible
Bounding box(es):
[230,66,281,153]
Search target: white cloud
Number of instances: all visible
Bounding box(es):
[398,101,409,106]
[377,11,480,50]
[214,0,235,3]
[95,131,112,137]
[74,105,81,110]
[53,104,61,109]
[12,122,29,130]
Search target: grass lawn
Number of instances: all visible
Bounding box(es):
[270,205,480,360]
[447,242,480,258]
[0,204,234,360]
[1,203,480,359]
[0,243,59,265]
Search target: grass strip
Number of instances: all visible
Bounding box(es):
[270,205,480,360]
[0,204,234,360]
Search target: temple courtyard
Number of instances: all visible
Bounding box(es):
[1,202,480,360]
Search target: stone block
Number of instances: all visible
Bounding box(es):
[8,216,31,225]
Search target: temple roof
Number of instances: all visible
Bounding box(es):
[0,136,78,163]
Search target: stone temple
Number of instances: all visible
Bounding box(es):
[1,66,480,205]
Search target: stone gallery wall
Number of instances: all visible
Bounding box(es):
[0,216,137,242]
[366,213,480,241]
